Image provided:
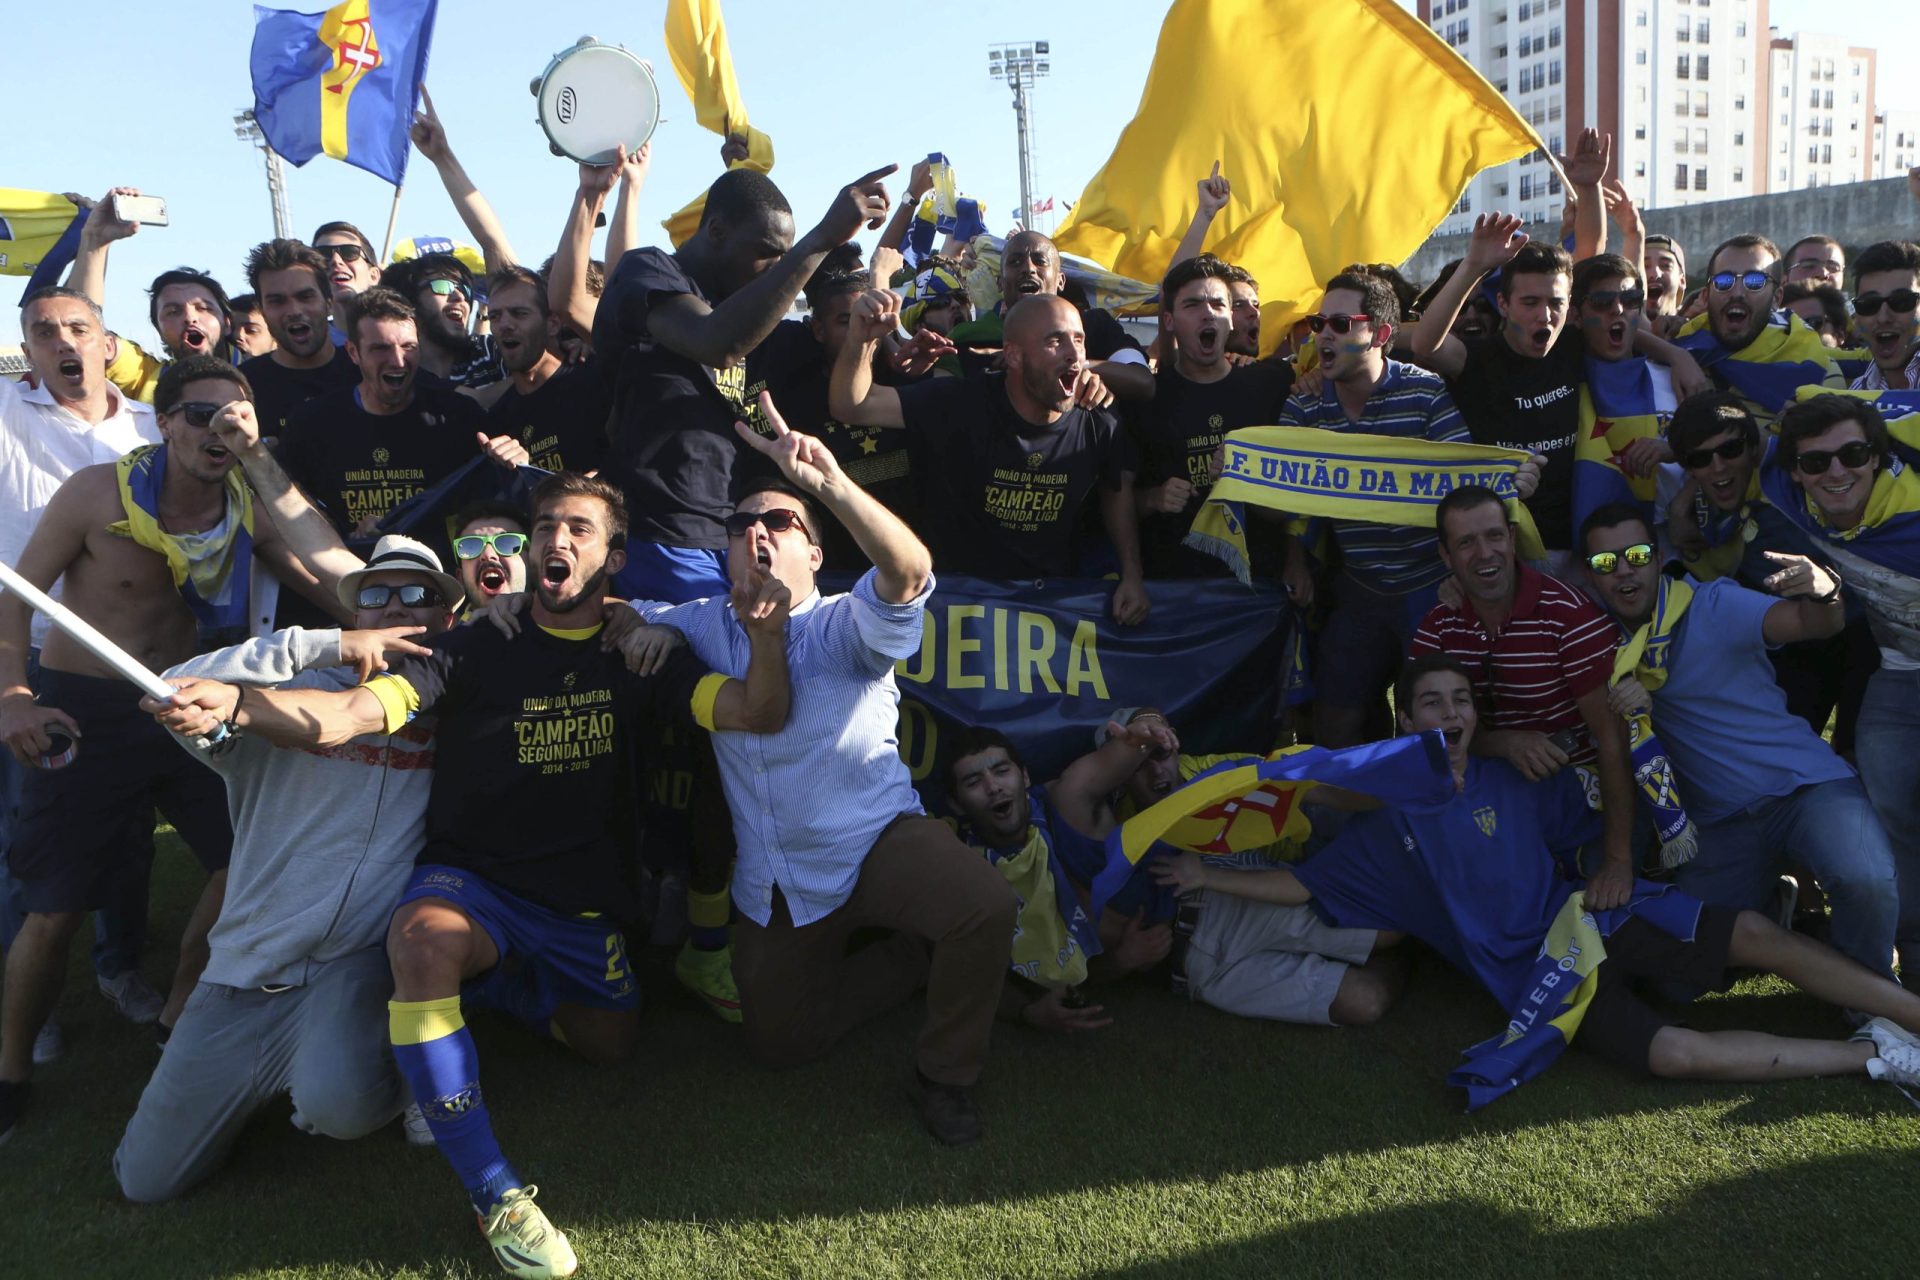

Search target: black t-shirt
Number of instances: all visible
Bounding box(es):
[593,247,766,550]
[381,623,714,917]
[898,373,1133,578]
[1447,333,1587,548]
[1128,361,1294,577]
[743,320,923,571]
[241,346,359,443]
[486,360,612,475]
[277,383,488,544]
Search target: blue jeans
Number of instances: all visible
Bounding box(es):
[1855,665,1920,974]
[1680,776,1899,980]
[0,649,149,976]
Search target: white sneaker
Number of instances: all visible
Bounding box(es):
[97,971,164,1026]
[1855,1017,1920,1086]
[402,1101,436,1147]
[31,1018,64,1066]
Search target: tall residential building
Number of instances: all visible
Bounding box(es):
[1423,0,1776,233]
[1767,32,1877,190]
[1874,108,1920,179]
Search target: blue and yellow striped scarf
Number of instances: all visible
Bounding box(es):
[1610,576,1698,867]
[1759,387,1920,578]
[1674,309,1844,425]
[109,444,254,644]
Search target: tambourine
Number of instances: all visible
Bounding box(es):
[530,36,660,165]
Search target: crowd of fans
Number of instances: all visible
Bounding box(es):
[5,105,1920,1278]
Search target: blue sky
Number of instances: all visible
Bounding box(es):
[5,0,1913,349]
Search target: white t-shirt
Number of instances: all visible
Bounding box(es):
[0,378,160,647]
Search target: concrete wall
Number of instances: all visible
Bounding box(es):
[1401,175,1917,287]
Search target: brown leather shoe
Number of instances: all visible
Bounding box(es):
[910,1071,982,1147]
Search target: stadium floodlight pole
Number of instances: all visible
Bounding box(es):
[233,109,293,241]
[988,41,1050,231]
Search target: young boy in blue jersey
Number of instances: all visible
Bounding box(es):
[1153,655,1920,1097]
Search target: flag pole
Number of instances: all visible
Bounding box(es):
[379,182,404,264]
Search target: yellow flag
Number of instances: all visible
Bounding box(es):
[0,189,81,277]
[661,0,775,247]
[1053,0,1543,354]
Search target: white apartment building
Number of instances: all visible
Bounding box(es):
[1767,32,1877,190]
[1872,108,1920,179]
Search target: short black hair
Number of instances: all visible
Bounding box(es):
[388,252,473,304]
[702,168,792,230]
[946,726,1026,794]
[1433,484,1509,542]
[1394,653,1472,717]
[802,246,869,313]
[245,238,330,296]
[1786,234,1842,263]
[1161,253,1236,308]
[1779,281,1850,338]
[729,475,820,548]
[1667,390,1759,460]
[1706,233,1781,276]
[342,287,415,342]
[1498,243,1573,299]
[147,267,232,332]
[1225,264,1258,290]
[154,353,253,417]
[453,499,529,535]
[1344,262,1419,317]
[1571,253,1642,306]
[1776,393,1892,473]
[1323,270,1400,329]
[1578,501,1655,555]
[486,265,549,317]
[311,220,376,257]
[20,285,102,322]
[230,293,261,315]
[1852,240,1920,284]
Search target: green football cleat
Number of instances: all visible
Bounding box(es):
[675,942,743,1023]
[479,1185,577,1278]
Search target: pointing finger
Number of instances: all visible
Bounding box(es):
[853,163,900,187]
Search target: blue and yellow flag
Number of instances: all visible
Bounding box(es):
[1571,356,1666,540]
[0,189,86,283]
[1053,0,1543,355]
[1674,310,1845,425]
[1090,729,1454,920]
[1759,387,1920,578]
[250,0,439,186]
[110,446,255,646]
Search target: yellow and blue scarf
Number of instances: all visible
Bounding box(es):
[1610,576,1699,867]
[110,445,255,645]
[1571,355,1666,540]
[1678,470,1762,582]
[1674,310,1845,425]
[1186,428,1546,585]
[975,792,1103,982]
[1756,387,1920,578]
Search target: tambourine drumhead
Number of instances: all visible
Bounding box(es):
[533,39,659,165]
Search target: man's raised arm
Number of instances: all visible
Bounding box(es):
[213,401,358,618]
[410,88,517,272]
[1411,213,1530,378]
[827,289,909,428]
[1047,717,1178,836]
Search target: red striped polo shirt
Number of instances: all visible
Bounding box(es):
[1406,565,1620,762]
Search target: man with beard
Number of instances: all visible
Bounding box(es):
[1581,501,1899,981]
[1848,241,1920,391]
[278,289,524,546]
[450,501,529,619]
[387,254,502,391]
[0,356,356,1143]
[228,295,275,360]
[484,266,610,476]
[239,239,359,441]
[1131,254,1292,577]
[1642,235,1687,336]
[830,290,1150,622]
[149,472,791,1277]
[1408,486,1636,907]
[592,164,896,605]
[1681,234,1846,424]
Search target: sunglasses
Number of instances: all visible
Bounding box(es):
[1680,437,1749,470]
[1709,270,1774,294]
[319,243,371,265]
[453,532,527,560]
[427,278,471,302]
[1582,287,1645,312]
[355,584,441,610]
[1852,288,1920,316]
[1585,543,1655,575]
[1307,313,1372,335]
[1794,440,1876,475]
[168,400,228,428]
[723,509,810,539]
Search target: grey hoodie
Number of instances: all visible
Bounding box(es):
[164,627,434,988]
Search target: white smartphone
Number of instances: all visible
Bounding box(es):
[111,193,169,227]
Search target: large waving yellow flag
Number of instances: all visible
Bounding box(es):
[1053,0,1543,353]
[661,0,775,247]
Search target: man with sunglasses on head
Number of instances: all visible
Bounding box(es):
[450,501,529,619]
[628,393,1019,1148]
[1848,241,1920,391]
[116,534,456,1202]
[1769,394,1920,987]
[1578,501,1898,982]
[387,254,503,392]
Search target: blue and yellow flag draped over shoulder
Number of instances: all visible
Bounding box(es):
[1758,387,1920,578]
[1674,310,1844,425]
[1571,356,1666,539]
[250,0,439,186]
[1089,730,1454,920]
[110,446,255,646]
[1052,0,1543,355]
[1186,428,1545,583]
[662,0,774,247]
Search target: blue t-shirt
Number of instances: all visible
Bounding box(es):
[1648,578,1854,823]
[1293,761,1598,1009]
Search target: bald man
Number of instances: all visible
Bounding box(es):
[830,291,1149,623]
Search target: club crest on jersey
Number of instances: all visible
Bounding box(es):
[1473,806,1497,837]
[562,672,578,690]
[372,446,390,466]
[1027,451,1045,468]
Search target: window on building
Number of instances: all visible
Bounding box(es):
[1518,0,1531,18]
[1696,90,1710,116]
[1548,102,1562,121]
[1549,59,1562,85]
[1677,25,1691,43]
[1824,90,1834,109]
[1694,127,1709,154]
[1809,145,1820,164]
[1519,67,1532,92]
[1520,175,1534,201]
[1519,33,1531,55]
[1636,8,1648,26]
[1636,86,1648,103]
[1734,166,1744,182]
[1778,166,1789,183]
[1635,124,1647,140]
[1780,83,1790,98]
[1494,44,1507,58]
[1460,18,1469,39]
[1675,164,1690,191]
[1734,93,1744,109]
[1635,160,1648,177]
[1733,130,1744,146]
[1695,168,1708,190]
[1854,61,1864,76]
[1549,27,1561,50]
[1495,181,1509,197]
[1696,56,1709,81]
[1637,49,1649,66]
[1674,135,1689,154]
[1853,91,1861,105]
[1735,20,1746,36]
[1548,173,1562,195]
[1822,144,1832,164]
[1697,20,1710,40]
[1679,55,1692,78]
[1810,89,1822,108]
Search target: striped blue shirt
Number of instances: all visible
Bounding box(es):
[1277,359,1468,592]
[638,570,930,927]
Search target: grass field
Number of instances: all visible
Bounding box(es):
[5,836,1919,1280]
